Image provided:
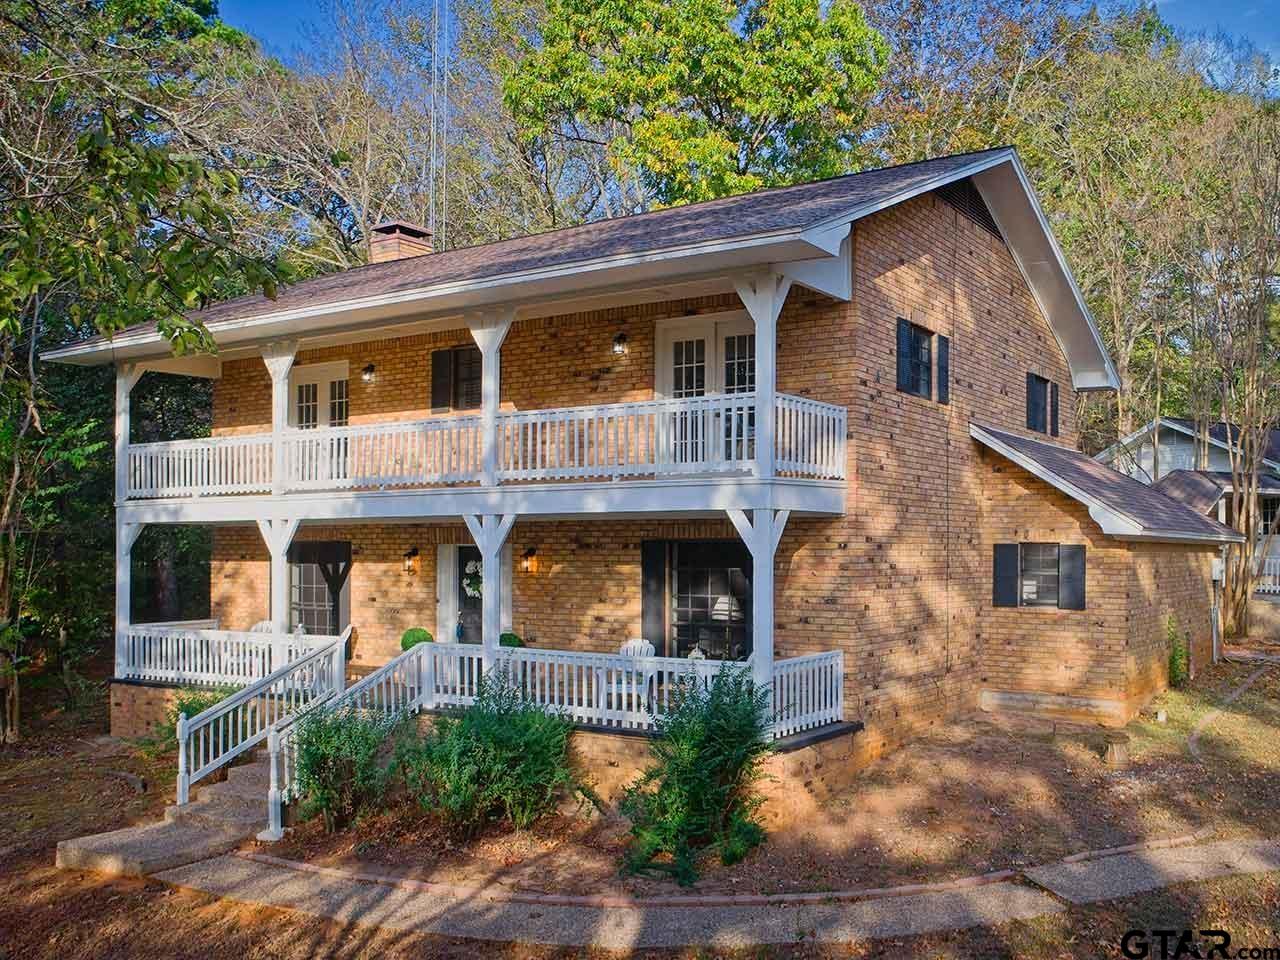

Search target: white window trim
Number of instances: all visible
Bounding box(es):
[288,361,349,427]
[653,309,751,399]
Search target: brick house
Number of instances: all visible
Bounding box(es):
[48,147,1240,774]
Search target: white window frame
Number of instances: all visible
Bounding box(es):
[288,361,349,428]
[654,310,753,399]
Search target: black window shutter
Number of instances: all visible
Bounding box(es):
[937,335,950,405]
[1025,372,1036,430]
[454,345,483,409]
[640,541,668,653]
[896,318,911,392]
[993,544,1020,607]
[1058,545,1086,609]
[1050,382,1060,437]
[430,349,452,412]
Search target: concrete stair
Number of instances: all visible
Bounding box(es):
[56,755,272,878]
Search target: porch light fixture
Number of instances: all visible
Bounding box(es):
[361,363,376,383]
[612,332,629,356]
[520,547,538,573]
[402,546,419,575]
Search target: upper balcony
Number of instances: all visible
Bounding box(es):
[122,391,846,500]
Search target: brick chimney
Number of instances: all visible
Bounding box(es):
[368,220,433,263]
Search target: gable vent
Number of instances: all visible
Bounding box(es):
[936,178,1003,242]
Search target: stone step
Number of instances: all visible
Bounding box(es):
[198,776,267,805]
[56,821,245,877]
[165,794,263,832]
[226,760,272,791]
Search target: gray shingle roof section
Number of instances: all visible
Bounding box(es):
[1151,470,1228,515]
[70,149,1011,346]
[975,425,1242,542]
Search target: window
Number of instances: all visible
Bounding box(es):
[993,543,1085,610]
[1026,373,1059,436]
[328,379,349,427]
[1262,497,1280,535]
[295,382,318,429]
[896,319,932,399]
[430,345,483,411]
[640,540,752,660]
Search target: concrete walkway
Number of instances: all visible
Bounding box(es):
[156,837,1280,949]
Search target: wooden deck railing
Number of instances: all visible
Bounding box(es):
[122,394,847,499]
[118,625,328,686]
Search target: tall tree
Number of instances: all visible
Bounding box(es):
[504,0,889,208]
[0,0,280,739]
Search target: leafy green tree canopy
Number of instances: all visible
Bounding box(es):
[505,0,889,207]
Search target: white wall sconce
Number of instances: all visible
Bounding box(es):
[402,546,419,575]
[521,546,538,574]
[612,332,629,356]
[361,363,376,383]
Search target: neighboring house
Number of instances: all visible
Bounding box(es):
[47,147,1240,793]
[1097,417,1280,577]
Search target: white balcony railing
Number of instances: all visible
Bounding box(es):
[122,393,847,499]
[118,624,335,686]
[1258,557,1280,593]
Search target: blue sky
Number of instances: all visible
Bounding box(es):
[218,0,1280,63]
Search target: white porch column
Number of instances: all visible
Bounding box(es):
[114,364,143,502]
[257,518,301,664]
[463,513,517,669]
[466,308,515,486]
[734,272,792,479]
[727,508,790,690]
[262,342,298,496]
[114,520,145,677]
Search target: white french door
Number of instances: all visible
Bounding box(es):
[289,361,350,482]
[656,314,755,468]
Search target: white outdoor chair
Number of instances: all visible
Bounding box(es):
[619,638,655,657]
[249,620,273,633]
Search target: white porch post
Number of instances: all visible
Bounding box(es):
[257,517,301,665]
[114,520,145,677]
[463,513,517,669]
[728,508,790,690]
[114,363,143,503]
[466,308,515,486]
[262,342,298,496]
[734,272,792,479]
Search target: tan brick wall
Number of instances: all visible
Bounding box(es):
[109,681,179,739]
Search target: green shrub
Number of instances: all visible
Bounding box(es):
[294,707,401,832]
[141,685,237,756]
[401,627,433,650]
[499,632,524,648]
[399,670,574,836]
[620,667,772,885]
[1168,615,1190,688]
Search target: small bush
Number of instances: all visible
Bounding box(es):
[620,667,772,885]
[141,685,237,756]
[399,670,574,836]
[1168,615,1190,688]
[499,632,524,648]
[401,627,433,650]
[295,707,401,832]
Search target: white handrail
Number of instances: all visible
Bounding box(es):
[175,628,348,805]
[122,392,848,498]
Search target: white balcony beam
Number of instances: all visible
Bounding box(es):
[463,513,517,668]
[262,341,298,496]
[734,272,792,480]
[727,507,789,689]
[114,519,145,677]
[467,308,516,486]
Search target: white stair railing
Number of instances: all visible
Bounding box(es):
[175,629,348,805]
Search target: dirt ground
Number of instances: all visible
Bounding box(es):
[270,657,1280,898]
[2,653,1279,959]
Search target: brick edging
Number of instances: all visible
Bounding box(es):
[233,824,1218,910]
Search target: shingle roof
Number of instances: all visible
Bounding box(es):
[63,149,1011,351]
[973,424,1243,543]
[1153,469,1280,515]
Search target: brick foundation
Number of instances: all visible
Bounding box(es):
[109,680,180,739]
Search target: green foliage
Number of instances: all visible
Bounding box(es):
[498,631,524,648]
[620,667,772,885]
[505,0,888,206]
[1167,616,1190,689]
[400,627,433,650]
[399,670,575,835]
[294,708,402,833]
[140,684,237,756]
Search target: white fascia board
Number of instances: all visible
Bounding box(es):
[1094,418,1161,465]
[43,229,840,366]
[115,477,846,526]
[133,355,223,379]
